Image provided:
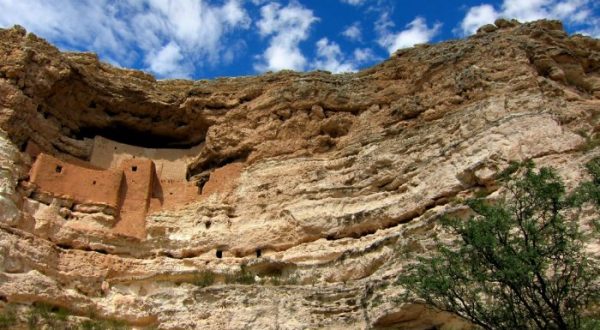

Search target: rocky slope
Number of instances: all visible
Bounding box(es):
[0,19,599,329]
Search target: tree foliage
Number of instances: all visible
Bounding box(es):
[398,160,600,330]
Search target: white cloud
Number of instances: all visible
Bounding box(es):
[340,0,367,5]
[459,0,597,36]
[146,42,189,78]
[377,16,441,54]
[578,27,600,38]
[312,38,356,73]
[460,5,499,36]
[353,48,378,63]
[311,38,379,73]
[501,0,553,22]
[222,0,251,26]
[550,0,591,23]
[576,13,600,37]
[0,0,251,78]
[0,1,133,58]
[342,22,362,41]
[137,0,251,70]
[254,2,318,72]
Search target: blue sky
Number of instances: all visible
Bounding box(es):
[0,0,598,79]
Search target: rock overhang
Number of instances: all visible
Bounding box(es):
[0,19,598,329]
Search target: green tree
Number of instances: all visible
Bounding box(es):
[398,160,600,330]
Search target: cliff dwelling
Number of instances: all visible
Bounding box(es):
[1,20,599,329]
[24,136,242,239]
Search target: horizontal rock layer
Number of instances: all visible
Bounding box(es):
[0,19,599,329]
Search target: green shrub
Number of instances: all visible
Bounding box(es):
[581,317,600,330]
[285,274,299,285]
[0,302,130,330]
[226,265,255,285]
[27,302,71,329]
[398,160,600,329]
[0,304,17,330]
[79,318,128,330]
[192,271,216,288]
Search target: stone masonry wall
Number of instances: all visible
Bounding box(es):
[112,158,154,239]
[29,153,122,208]
[90,136,201,180]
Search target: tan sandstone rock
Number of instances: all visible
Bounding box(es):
[0,19,598,329]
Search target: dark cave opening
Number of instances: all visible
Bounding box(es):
[74,123,200,149]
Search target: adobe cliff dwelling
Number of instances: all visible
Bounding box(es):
[0,20,599,329]
[24,136,223,239]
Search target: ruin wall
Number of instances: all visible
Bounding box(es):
[149,179,199,212]
[201,162,244,196]
[30,153,123,207]
[90,136,202,180]
[112,158,154,239]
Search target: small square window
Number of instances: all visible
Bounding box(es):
[55,165,62,173]
[131,166,137,172]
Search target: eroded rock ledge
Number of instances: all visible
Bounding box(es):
[0,19,599,329]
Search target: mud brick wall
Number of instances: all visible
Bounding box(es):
[30,153,122,207]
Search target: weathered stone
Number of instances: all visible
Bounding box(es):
[477,24,498,33]
[0,19,598,329]
[494,18,519,28]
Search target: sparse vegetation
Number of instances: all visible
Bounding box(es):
[565,71,595,94]
[398,160,600,329]
[285,274,300,285]
[27,302,70,329]
[78,318,128,330]
[0,304,17,329]
[262,268,285,285]
[0,302,128,330]
[264,270,302,286]
[192,271,216,288]
[268,276,282,286]
[371,294,383,307]
[226,265,255,285]
[191,267,299,287]
[575,130,600,153]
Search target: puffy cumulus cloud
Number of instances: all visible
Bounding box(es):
[340,0,367,6]
[312,38,379,74]
[353,48,378,63]
[146,42,190,78]
[137,0,250,73]
[0,0,251,78]
[577,17,600,38]
[342,22,362,41]
[377,16,441,54]
[254,1,318,72]
[502,0,554,21]
[312,38,355,73]
[551,0,593,22]
[459,0,598,36]
[0,1,134,59]
[460,4,499,36]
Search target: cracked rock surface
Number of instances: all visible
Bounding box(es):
[0,19,599,329]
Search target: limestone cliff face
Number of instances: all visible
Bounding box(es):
[0,19,599,329]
